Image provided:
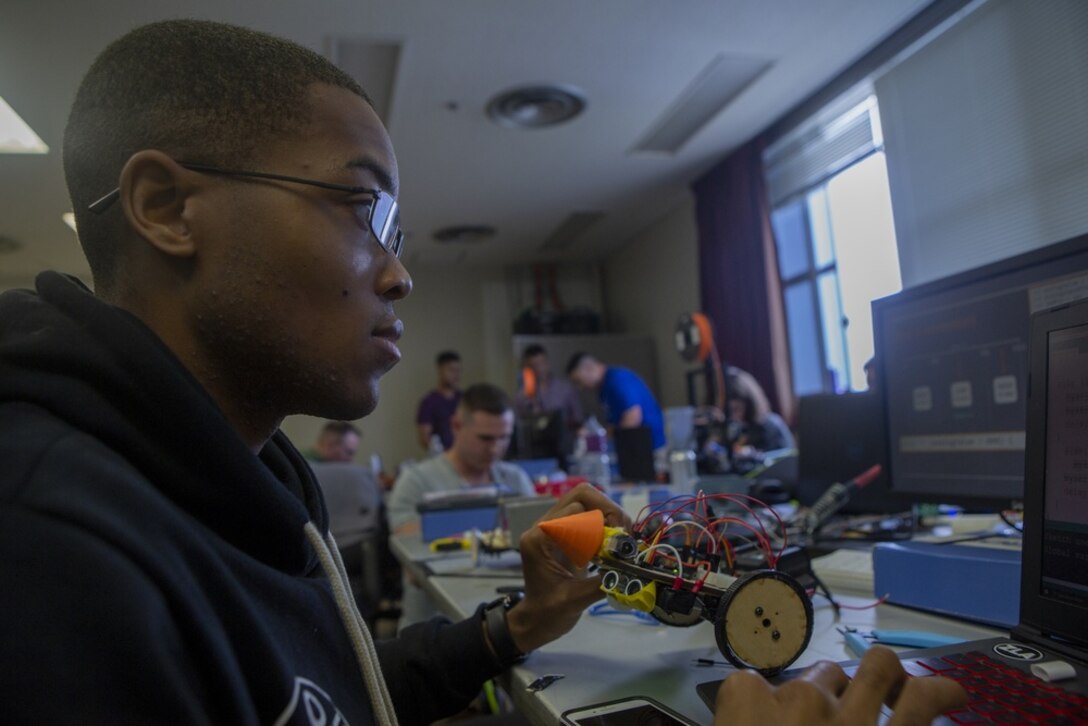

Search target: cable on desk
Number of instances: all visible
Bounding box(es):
[587,602,661,625]
[812,590,890,611]
[1000,509,1024,533]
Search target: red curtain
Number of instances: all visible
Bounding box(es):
[692,136,795,423]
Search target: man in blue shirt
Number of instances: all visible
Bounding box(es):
[566,353,666,449]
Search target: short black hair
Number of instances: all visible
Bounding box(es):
[321,420,360,437]
[436,351,461,366]
[521,344,547,361]
[63,19,369,291]
[565,352,593,375]
[459,383,512,416]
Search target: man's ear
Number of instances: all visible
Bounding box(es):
[117,150,198,259]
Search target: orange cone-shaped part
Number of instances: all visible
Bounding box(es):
[538,509,605,567]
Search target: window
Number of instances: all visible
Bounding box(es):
[765,95,902,394]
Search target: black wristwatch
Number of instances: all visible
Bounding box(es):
[481,591,528,668]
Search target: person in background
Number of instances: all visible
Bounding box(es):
[514,344,583,427]
[306,420,361,463]
[566,352,665,450]
[390,383,534,627]
[306,420,394,489]
[863,356,879,392]
[416,350,462,451]
[725,367,795,453]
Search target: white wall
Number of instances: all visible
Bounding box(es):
[281,263,514,471]
[602,192,700,409]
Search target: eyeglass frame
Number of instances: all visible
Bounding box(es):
[86,161,405,258]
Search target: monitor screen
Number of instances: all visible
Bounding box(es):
[873,233,1088,507]
[1041,320,1088,608]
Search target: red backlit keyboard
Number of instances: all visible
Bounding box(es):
[887,650,1088,724]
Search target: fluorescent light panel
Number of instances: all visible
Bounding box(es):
[0,96,48,153]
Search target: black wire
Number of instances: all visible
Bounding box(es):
[1000,510,1024,532]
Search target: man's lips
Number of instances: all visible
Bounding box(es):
[372,319,404,361]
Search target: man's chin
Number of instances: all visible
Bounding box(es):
[308,384,379,422]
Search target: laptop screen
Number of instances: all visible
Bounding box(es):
[1042,322,1088,608]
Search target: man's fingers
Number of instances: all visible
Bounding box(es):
[549,483,630,528]
[567,572,606,610]
[716,670,776,723]
[886,676,967,726]
[794,660,851,698]
[839,647,908,720]
[538,500,586,524]
[775,678,836,721]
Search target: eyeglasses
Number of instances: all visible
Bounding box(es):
[87,162,405,258]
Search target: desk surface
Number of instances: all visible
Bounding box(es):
[389,535,1002,725]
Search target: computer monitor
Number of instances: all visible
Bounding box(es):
[614,426,656,483]
[796,393,902,513]
[510,410,569,465]
[873,232,1088,508]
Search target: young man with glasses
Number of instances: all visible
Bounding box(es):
[0,19,964,726]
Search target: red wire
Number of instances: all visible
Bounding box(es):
[630,492,789,571]
[835,594,890,610]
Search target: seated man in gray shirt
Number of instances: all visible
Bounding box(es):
[389,383,535,627]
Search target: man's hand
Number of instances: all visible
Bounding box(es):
[506,484,629,653]
[715,647,967,725]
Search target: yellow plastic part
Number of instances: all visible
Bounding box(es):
[597,526,631,559]
[608,579,658,613]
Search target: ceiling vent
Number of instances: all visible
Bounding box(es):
[539,211,606,251]
[633,53,773,154]
[324,38,402,124]
[487,85,586,129]
[433,225,497,243]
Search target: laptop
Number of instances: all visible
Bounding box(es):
[698,299,1088,722]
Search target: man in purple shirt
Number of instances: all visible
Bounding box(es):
[416,350,462,450]
[514,344,583,428]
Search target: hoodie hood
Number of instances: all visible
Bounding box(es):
[0,271,327,575]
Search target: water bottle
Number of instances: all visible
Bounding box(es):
[578,416,611,488]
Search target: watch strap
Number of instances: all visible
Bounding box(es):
[482,595,527,668]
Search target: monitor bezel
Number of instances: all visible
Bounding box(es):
[872,231,1088,509]
[1019,298,1088,647]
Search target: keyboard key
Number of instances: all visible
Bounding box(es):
[1016,703,1052,718]
[900,659,934,677]
[945,654,980,666]
[998,693,1030,708]
[919,657,956,672]
[947,711,992,724]
[989,712,1030,724]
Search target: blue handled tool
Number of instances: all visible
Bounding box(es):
[868,629,964,649]
[838,627,870,658]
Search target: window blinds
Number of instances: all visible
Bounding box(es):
[875,0,1088,287]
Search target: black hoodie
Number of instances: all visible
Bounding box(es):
[0,272,502,724]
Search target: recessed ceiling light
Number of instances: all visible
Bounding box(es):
[486,85,586,129]
[0,96,48,154]
[62,212,77,232]
[433,225,497,243]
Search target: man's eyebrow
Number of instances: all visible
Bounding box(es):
[346,158,397,197]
